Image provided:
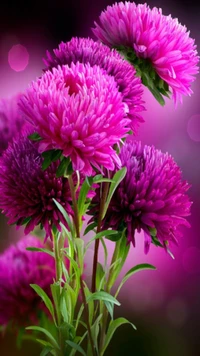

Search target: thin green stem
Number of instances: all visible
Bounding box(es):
[68,175,80,238]
[91,182,109,293]
[99,241,122,353]
[68,174,96,356]
[53,232,64,356]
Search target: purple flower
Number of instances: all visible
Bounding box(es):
[93,2,199,103]
[44,37,144,131]
[0,131,74,239]
[0,236,55,327]
[0,94,25,156]
[93,141,191,253]
[19,62,130,176]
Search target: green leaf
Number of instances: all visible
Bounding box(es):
[85,230,118,251]
[40,346,53,356]
[26,326,60,350]
[107,232,130,291]
[66,341,86,356]
[148,86,165,106]
[30,284,56,324]
[96,263,105,291]
[60,291,69,324]
[101,317,136,355]
[91,314,102,352]
[21,217,32,225]
[149,227,157,237]
[28,132,42,141]
[103,167,127,219]
[83,284,94,325]
[104,301,114,320]
[53,198,73,232]
[87,291,120,306]
[92,175,113,184]
[105,231,122,242]
[75,238,84,270]
[56,157,70,178]
[26,247,54,258]
[84,222,97,236]
[115,264,156,297]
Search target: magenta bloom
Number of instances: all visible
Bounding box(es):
[94,141,191,253]
[0,94,25,156]
[93,2,199,103]
[0,132,74,239]
[19,62,130,176]
[0,236,55,327]
[44,37,144,131]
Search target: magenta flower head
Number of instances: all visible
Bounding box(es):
[44,37,144,131]
[93,2,199,103]
[0,131,74,239]
[0,94,25,156]
[0,236,55,327]
[19,62,130,176]
[93,141,191,254]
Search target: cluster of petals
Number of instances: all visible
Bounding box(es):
[0,131,74,239]
[19,62,130,176]
[0,236,55,327]
[0,94,25,156]
[44,37,144,130]
[93,1,199,102]
[98,141,191,253]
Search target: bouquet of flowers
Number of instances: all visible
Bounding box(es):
[0,2,198,355]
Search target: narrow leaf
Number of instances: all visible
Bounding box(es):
[115,264,156,297]
[40,346,53,356]
[28,132,42,141]
[103,167,127,219]
[85,230,118,251]
[84,222,97,236]
[53,198,73,231]
[26,326,59,350]
[102,318,136,355]
[66,340,86,356]
[104,301,114,320]
[30,284,56,324]
[56,157,70,178]
[87,291,120,306]
[26,247,54,258]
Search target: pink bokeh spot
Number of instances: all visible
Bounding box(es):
[187,115,200,142]
[8,44,29,72]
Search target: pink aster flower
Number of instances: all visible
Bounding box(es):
[91,141,191,254]
[93,2,199,103]
[0,94,25,156]
[0,131,74,239]
[44,37,144,131]
[19,62,130,176]
[0,236,55,327]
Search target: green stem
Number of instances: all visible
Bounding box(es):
[68,174,96,356]
[53,232,64,356]
[99,241,123,354]
[91,182,109,293]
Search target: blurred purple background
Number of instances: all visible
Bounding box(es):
[0,1,199,355]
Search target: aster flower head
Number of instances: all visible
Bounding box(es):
[44,37,145,130]
[0,236,55,327]
[19,62,130,176]
[0,131,74,239]
[0,94,25,156]
[93,2,199,103]
[96,141,191,254]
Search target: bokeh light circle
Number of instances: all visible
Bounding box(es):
[187,115,200,142]
[8,44,29,72]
